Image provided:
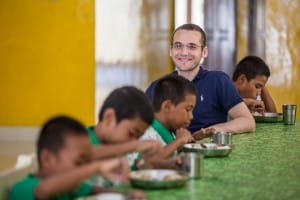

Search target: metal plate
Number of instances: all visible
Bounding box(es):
[253,112,283,123]
[182,143,232,157]
[129,169,188,189]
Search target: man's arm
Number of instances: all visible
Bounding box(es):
[208,102,255,133]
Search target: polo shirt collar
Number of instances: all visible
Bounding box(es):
[173,66,207,81]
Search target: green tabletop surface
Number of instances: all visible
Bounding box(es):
[83,119,300,200]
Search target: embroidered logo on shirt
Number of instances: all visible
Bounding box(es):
[200,94,204,101]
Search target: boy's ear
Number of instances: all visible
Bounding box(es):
[101,108,117,127]
[161,100,173,112]
[40,149,56,169]
[236,74,247,85]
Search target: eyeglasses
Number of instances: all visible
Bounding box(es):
[172,42,202,51]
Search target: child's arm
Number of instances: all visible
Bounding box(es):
[143,128,193,160]
[243,98,265,113]
[193,127,216,140]
[158,128,194,159]
[92,140,163,160]
[261,86,277,112]
[35,158,126,199]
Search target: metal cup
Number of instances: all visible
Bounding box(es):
[211,132,232,146]
[182,152,204,179]
[282,104,297,125]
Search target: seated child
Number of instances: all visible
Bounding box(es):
[137,74,197,168]
[87,86,163,167]
[9,115,143,200]
[232,55,277,113]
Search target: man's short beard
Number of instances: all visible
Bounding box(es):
[176,64,200,72]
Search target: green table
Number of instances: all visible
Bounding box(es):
[82,120,300,200]
[143,119,300,200]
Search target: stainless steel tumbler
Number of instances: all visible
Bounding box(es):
[282,104,297,125]
[182,152,204,179]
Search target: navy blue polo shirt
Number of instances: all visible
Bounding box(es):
[145,66,243,133]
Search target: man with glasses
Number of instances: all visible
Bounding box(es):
[146,23,255,138]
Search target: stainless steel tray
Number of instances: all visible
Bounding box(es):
[129,169,188,189]
[253,112,283,123]
[182,143,232,157]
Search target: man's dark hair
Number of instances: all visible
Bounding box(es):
[171,23,207,48]
[232,55,271,81]
[98,86,154,125]
[37,115,88,166]
[152,74,197,112]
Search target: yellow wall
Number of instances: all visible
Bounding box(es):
[0,0,95,126]
[237,0,300,116]
[236,0,249,62]
[265,1,300,116]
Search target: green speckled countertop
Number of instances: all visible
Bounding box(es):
[145,120,300,200]
[83,120,300,200]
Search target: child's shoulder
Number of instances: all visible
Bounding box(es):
[10,174,39,200]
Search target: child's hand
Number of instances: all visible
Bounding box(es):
[175,128,194,144]
[193,127,216,140]
[135,140,163,156]
[252,99,265,113]
[244,98,265,114]
[97,158,129,183]
[126,189,147,200]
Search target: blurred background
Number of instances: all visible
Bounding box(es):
[0,0,299,169]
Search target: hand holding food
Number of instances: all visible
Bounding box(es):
[193,127,216,140]
[175,128,194,144]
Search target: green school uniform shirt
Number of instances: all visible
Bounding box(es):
[151,119,175,144]
[86,126,139,171]
[87,126,101,145]
[86,126,114,186]
[9,174,93,200]
[141,119,175,145]
[133,120,176,170]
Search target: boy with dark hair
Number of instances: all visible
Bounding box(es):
[10,115,130,200]
[139,74,197,165]
[233,55,277,113]
[87,86,162,166]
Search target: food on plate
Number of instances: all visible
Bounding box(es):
[130,170,185,181]
[252,111,263,116]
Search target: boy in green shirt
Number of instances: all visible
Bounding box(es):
[87,86,163,167]
[138,74,197,168]
[9,116,139,200]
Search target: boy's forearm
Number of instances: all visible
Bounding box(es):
[35,163,99,199]
[92,141,138,159]
[152,139,183,159]
[261,87,277,112]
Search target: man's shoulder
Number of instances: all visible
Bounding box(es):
[145,72,176,97]
[204,69,230,79]
[195,69,231,87]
